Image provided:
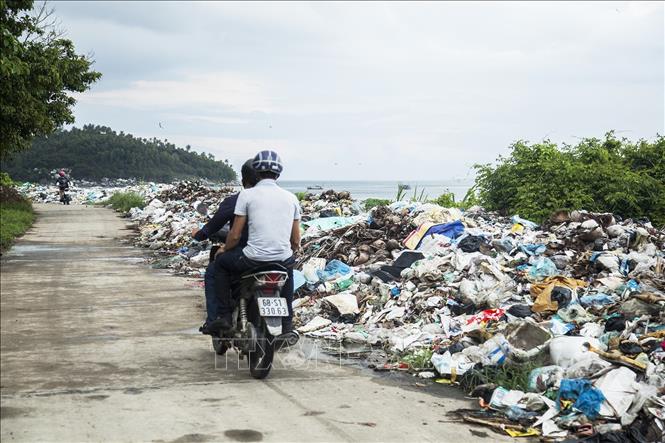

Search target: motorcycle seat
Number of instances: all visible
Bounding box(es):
[241,263,288,277]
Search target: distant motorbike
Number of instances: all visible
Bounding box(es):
[195,203,298,379]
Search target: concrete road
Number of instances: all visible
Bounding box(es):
[1,204,502,443]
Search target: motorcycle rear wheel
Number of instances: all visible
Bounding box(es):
[248,322,274,379]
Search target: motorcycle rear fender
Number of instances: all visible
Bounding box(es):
[264,316,282,336]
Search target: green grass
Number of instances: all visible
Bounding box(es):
[459,356,548,392]
[294,191,307,201]
[0,200,35,251]
[399,348,434,370]
[102,192,146,213]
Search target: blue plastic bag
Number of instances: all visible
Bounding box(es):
[317,259,352,281]
[293,270,306,291]
[557,379,605,419]
[580,293,616,307]
[528,257,558,280]
[520,243,547,256]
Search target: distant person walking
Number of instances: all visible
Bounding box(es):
[56,170,70,203]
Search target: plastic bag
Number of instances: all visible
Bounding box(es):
[473,333,512,366]
[557,304,592,323]
[457,235,486,253]
[550,336,602,368]
[528,365,564,392]
[511,215,539,229]
[528,257,558,280]
[302,257,326,283]
[557,379,605,419]
[489,387,525,409]
[430,351,474,376]
[579,293,617,307]
[564,357,611,379]
[317,259,352,281]
[595,367,637,418]
[519,243,546,256]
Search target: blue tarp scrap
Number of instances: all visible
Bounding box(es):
[414,220,465,249]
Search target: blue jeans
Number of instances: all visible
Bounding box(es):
[204,260,220,323]
[214,248,295,321]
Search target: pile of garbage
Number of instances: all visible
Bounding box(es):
[121,185,366,276]
[292,203,665,441]
[18,181,163,205]
[28,176,661,440]
[298,190,360,220]
[127,182,236,275]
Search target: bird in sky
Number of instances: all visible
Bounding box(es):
[159,122,163,129]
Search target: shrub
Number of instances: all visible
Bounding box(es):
[432,187,481,210]
[104,192,146,213]
[0,172,15,187]
[0,187,35,251]
[294,191,307,201]
[431,190,457,208]
[364,198,391,210]
[474,133,665,226]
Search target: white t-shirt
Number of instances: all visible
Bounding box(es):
[234,179,301,262]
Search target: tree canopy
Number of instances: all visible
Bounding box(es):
[1,125,237,183]
[0,0,101,161]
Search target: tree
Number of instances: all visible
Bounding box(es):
[0,0,101,161]
[2,125,238,183]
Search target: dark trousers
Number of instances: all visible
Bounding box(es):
[214,247,295,321]
[203,260,219,323]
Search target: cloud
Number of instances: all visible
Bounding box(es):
[78,72,271,113]
[56,1,664,180]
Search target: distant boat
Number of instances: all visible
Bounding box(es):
[307,185,323,190]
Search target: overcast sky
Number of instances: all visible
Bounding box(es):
[53,1,664,180]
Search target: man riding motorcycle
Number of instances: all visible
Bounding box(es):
[214,150,301,334]
[191,159,259,334]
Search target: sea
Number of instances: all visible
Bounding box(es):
[278,180,474,202]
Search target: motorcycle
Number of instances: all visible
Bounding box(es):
[211,263,298,379]
[59,189,71,205]
[195,203,298,379]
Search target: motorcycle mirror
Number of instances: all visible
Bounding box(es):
[195,202,209,216]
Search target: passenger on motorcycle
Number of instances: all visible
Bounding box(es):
[214,150,301,333]
[191,159,259,334]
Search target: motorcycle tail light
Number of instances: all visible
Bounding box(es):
[255,272,287,289]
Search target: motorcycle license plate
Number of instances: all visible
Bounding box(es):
[257,297,289,317]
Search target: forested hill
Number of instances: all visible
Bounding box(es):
[1,125,237,183]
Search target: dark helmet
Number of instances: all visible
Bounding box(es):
[240,158,259,187]
[252,150,283,175]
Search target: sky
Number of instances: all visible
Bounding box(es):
[51,1,664,180]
